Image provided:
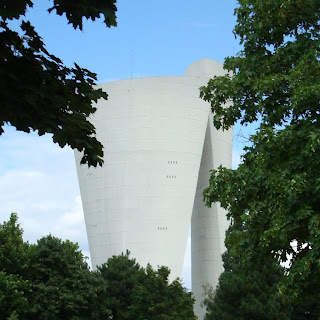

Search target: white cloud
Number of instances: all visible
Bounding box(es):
[53,195,90,256]
[58,196,84,226]
[0,128,88,259]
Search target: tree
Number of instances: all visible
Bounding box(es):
[97,251,145,320]
[131,265,196,320]
[0,0,118,167]
[98,251,196,320]
[28,235,110,320]
[0,214,110,319]
[200,0,320,308]
[0,213,30,276]
[1,214,195,320]
[0,213,31,319]
[203,227,292,320]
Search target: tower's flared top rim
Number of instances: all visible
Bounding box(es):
[185,59,225,78]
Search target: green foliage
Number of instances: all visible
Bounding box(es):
[131,265,196,320]
[0,214,110,319]
[0,0,118,166]
[0,213,30,275]
[200,0,320,130]
[47,0,117,30]
[203,227,292,320]
[201,0,320,311]
[0,214,31,319]
[98,251,145,320]
[98,251,196,320]
[28,235,110,320]
[0,271,30,319]
[0,215,195,319]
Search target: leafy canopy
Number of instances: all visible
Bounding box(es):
[0,213,110,320]
[204,227,320,320]
[203,242,291,320]
[0,214,196,320]
[201,0,320,305]
[0,0,118,166]
[98,251,197,320]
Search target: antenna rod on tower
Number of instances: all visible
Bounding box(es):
[131,49,133,79]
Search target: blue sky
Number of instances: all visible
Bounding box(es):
[0,0,255,289]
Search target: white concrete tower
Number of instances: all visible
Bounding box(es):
[75,59,232,319]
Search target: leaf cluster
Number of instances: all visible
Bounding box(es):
[203,239,292,320]
[47,0,117,30]
[203,226,320,320]
[201,0,320,310]
[0,213,111,319]
[204,123,320,306]
[98,251,196,320]
[200,0,320,130]
[0,0,118,166]
[0,214,196,320]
